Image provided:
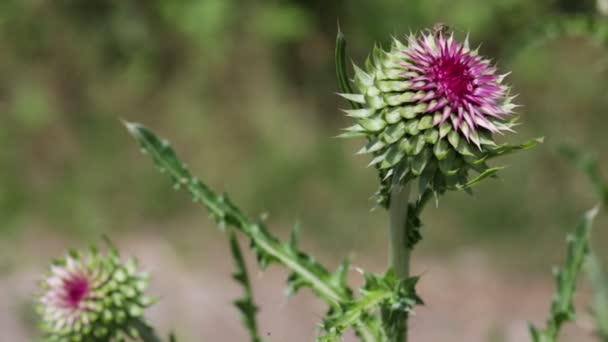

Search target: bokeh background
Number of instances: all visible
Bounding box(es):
[1,0,608,341]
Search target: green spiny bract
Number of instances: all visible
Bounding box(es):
[339,31,524,206]
[37,244,154,342]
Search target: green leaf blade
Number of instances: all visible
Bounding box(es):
[229,232,265,342]
[125,121,383,340]
[529,206,600,342]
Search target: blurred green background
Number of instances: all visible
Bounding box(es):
[1,0,606,261]
[0,0,608,339]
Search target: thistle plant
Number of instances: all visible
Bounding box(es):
[115,26,538,342]
[337,27,540,340]
[37,241,160,342]
[32,22,608,342]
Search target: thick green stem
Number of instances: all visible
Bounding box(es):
[386,179,412,342]
[389,181,412,280]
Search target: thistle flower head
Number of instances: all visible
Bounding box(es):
[402,33,514,137]
[38,244,154,341]
[339,28,529,206]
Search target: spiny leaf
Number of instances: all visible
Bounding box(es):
[126,122,345,303]
[330,258,351,290]
[454,167,503,191]
[125,121,381,339]
[375,271,423,342]
[560,145,608,339]
[318,290,391,342]
[560,144,608,339]
[229,232,264,342]
[529,206,600,342]
[486,137,543,159]
[318,271,421,342]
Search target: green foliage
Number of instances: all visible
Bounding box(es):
[560,144,608,340]
[376,272,422,342]
[319,271,421,342]
[229,232,264,342]
[486,137,545,160]
[125,122,383,340]
[529,206,600,342]
[126,122,347,303]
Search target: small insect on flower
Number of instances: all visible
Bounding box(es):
[37,242,155,341]
[339,24,530,205]
[430,22,452,37]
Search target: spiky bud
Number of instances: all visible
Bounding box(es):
[339,30,521,204]
[37,244,154,341]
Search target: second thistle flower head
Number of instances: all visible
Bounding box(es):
[340,28,523,205]
[37,242,154,341]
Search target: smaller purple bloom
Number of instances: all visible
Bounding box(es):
[37,246,154,340]
[39,257,95,330]
[63,275,90,308]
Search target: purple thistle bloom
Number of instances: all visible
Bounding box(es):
[37,246,153,340]
[402,33,515,142]
[39,257,96,329]
[339,28,538,205]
